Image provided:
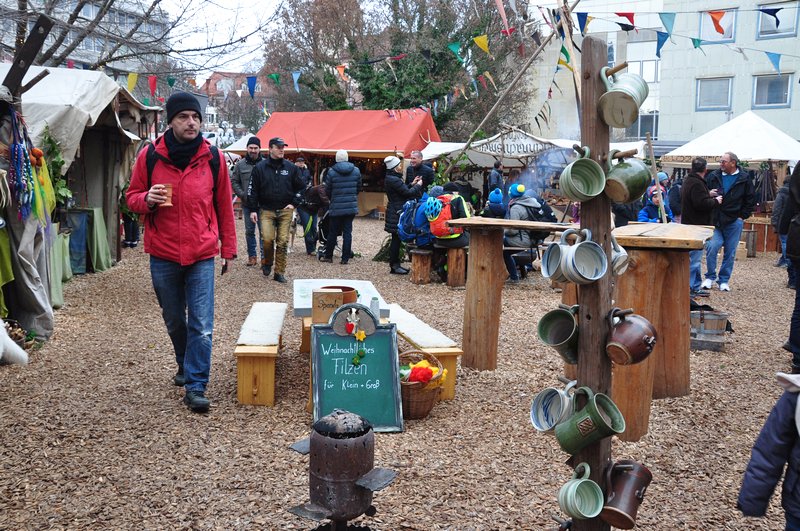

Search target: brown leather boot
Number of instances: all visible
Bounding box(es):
[246,256,257,266]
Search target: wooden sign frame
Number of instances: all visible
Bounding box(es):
[311,303,403,433]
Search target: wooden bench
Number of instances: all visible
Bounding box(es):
[388,303,462,400]
[235,302,287,406]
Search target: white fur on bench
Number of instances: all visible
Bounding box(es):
[388,303,456,348]
[237,302,288,346]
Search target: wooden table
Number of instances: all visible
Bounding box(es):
[447,217,578,370]
[564,222,713,441]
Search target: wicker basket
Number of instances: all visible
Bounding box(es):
[400,350,443,420]
[3,319,26,349]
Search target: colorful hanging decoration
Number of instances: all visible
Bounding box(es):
[66,60,74,69]
[473,34,490,56]
[167,77,176,87]
[246,75,257,98]
[267,73,280,85]
[494,0,514,36]
[385,58,397,82]
[478,74,488,90]
[389,53,407,61]
[447,42,465,64]
[292,71,301,93]
[656,31,669,58]
[766,51,782,75]
[483,71,497,92]
[126,73,138,92]
[659,12,676,38]
[335,65,349,82]
[707,11,727,35]
[615,22,636,33]
[471,78,479,96]
[691,38,706,55]
[759,8,782,27]
[7,110,34,220]
[148,75,157,96]
[577,13,593,36]
[615,12,636,27]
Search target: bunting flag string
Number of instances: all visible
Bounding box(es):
[167,77,176,87]
[576,12,593,35]
[267,73,280,86]
[477,74,488,91]
[729,45,749,61]
[707,11,727,35]
[471,78,479,97]
[483,71,497,92]
[766,51,782,75]
[385,58,398,82]
[758,8,782,27]
[655,31,669,58]
[658,12,675,39]
[292,71,301,93]
[148,75,157,96]
[691,38,707,55]
[494,0,514,36]
[447,42,465,64]
[473,34,491,56]
[615,22,636,32]
[335,65,349,82]
[127,73,138,92]
[615,12,637,31]
[246,75,257,98]
[389,53,407,61]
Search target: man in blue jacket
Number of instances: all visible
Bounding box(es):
[320,150,361,264]
[404,150,435,190]
[701,152,756,292]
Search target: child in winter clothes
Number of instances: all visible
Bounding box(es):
[738,372,800,530]
[480,188,506,218]
[638,185,673,223]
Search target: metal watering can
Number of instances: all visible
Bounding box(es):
[598,66,649,129]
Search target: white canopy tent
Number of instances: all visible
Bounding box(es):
[422,129,644,168]
[661,111,800,168]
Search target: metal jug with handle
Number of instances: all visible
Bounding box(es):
[597,66,649,129]
[604,149,651,204]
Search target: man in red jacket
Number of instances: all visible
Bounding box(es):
[126,92,237,413]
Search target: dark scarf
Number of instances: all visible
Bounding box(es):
[164,129,203,170]
[245,153,261,165]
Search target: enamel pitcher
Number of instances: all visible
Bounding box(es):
[597,66,649,129]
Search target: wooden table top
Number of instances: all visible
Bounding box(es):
[448,218,713,250]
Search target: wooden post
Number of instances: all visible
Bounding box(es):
[461,228,505,370]
[572,36,612,531]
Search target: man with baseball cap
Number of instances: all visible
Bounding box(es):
[231,136,264,266]
[247,137,305,282]
[126,91,237,413]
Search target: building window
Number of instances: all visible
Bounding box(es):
[607,43,615,67]
[757,1,798,39]
[696,77,732,110]
[624,111,659,140]
[753,74,792,108]
[627,60,660,83]
[699,9,737,43]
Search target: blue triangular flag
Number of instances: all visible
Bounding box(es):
[246,75,257,99]
[577,12,589,36]
[766,51,782,75]
[656,31,669,58]
[471,78,479,96]
[433,99,439,116]
[292,71,301,93]
[759,8,782,28]
[658,12,676,36]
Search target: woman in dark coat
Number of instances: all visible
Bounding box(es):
[780,163,800,372]
[383,156,422,274]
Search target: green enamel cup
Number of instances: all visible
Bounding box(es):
[559,146,606,202]
[598,67,650,129]
[558,462,604,520]
[555,387,626,455]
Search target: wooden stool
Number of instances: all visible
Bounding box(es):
[410,249,433,284]
[446,247,467,287]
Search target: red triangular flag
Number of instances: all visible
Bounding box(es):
[708,11,727,35]
[615,12,635,26]
[148,75,157,97]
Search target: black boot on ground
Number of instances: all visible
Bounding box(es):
[173,366,185,387]
[184,390,210,413]
[390,264,409,275]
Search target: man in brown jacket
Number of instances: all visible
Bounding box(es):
[681,157,722,296]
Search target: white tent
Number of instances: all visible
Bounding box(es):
[661,111,800,167]
[422,129,644,168]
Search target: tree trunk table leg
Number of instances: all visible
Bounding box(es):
[652,250,691,398]
[462,229,504,370]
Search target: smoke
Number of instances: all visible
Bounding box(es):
[512,147,575,196]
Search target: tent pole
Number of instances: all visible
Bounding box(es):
[442,0,581,180]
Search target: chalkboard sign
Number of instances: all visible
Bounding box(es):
[312,303,403,433]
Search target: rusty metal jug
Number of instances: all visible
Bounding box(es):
[606,308,657,365]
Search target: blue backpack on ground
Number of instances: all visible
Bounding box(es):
[397,199,433,246]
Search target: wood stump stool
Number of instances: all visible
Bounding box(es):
[410,249,433,284]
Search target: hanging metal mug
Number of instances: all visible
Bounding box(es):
[600,460,653,530]
[610,234,629,276]
[537,304,580,365]
[555,386,626,455]
[598,67,650,129]
[558,462,605,520]
[606,307,657,366]
[541,229,581,283]
[559,146,606,202]
[560,228,608,285]
[530,379,577,432]
[604,149,652,204]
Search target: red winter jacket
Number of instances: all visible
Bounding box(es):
[126,135,237,265]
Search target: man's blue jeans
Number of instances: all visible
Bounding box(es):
[150,257,215,392]
[689,249,703,292]
[296,207,318,255]
[242,205,263,260]
[326,214,355,260]
[704,218,744,285]
[780,233,789,265]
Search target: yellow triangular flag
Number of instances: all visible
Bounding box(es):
[558,59,574,73]
[127,73,138,92]
[473,35,490,55]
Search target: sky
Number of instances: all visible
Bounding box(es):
[160,0,282,84]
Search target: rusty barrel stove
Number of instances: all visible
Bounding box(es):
[290,409,396,528]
